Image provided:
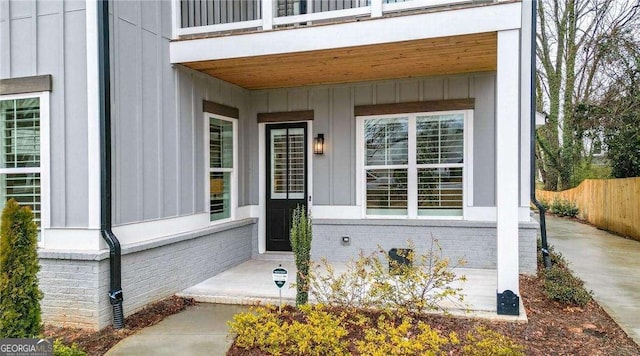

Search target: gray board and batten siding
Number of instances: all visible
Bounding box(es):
[2,0,499,230]
[110,0,499,226]
[109,0,252,225]
[248,74,497,207]
[0,0,90,227]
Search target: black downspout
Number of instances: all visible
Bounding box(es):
[98,0,125,329]
[530,0,552,269]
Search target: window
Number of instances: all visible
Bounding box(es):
[360,110,469,218]
[0,94,45,227]
[207,114,236,222]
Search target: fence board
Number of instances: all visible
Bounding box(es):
[536,177,640,242]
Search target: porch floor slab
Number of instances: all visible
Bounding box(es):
[178,258,527,322]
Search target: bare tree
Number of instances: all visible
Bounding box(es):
[536,0,640,190]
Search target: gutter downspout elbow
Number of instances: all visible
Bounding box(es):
[530,0,551,269]
[98,0,125,329]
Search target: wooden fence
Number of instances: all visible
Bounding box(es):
[536,177,640,242]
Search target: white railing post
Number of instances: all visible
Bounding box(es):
[171,0,181,38]
[371,0,383,17]
[262,0,274,30]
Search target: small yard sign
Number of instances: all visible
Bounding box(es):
[272,266,288,288]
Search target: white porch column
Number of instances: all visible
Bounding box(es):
[496,29,521,315]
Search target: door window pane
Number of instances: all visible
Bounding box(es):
[287,128,305,199]
[270,128,305,200]
[270,129,288,199]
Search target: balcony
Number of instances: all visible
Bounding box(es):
[170,0,522,89]
[173,0,508,37]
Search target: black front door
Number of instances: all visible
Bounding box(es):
[266,123,307,251]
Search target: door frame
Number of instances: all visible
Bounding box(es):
[258,120,313,254]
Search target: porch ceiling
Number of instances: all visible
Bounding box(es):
[181,32,497,90]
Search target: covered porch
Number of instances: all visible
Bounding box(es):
[178,257,527,321]
[169,0,531,316]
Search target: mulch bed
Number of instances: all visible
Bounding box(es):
[44,274,640,355]
[228,274,640,356]
[43,296,195,356]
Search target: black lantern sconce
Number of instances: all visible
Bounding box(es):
[314,134,325,155]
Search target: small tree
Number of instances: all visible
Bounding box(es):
[0,199,43,338]
[290,205,312,306]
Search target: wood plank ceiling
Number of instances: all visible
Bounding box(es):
[182,32,497,90]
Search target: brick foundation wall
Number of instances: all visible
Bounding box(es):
[312,219,538,274]
[38,219,257,330]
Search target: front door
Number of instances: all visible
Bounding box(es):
[266,123,307,251]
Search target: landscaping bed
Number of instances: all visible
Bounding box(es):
[43,296,195,356]
[228,274,640,355]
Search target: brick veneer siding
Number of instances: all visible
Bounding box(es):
[312,219,538,275]
[38,219,257,330]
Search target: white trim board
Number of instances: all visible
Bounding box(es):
[86,0,101,229]
[42,228,103,251]
[170,2,522,63]
[112,213,210,245]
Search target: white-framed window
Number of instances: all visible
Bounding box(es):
[357,110,471,218]
[205,113,237,222]
[0,92,49,231]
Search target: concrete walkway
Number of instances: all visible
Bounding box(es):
[545,215,640,345]
[106,304,248,355]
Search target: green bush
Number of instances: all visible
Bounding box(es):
[0,199,43,338]
[549,198,579,217]
[53,339,87,356]
[536,239,568,270]
[543,265,592,306]
[290,205,313,306]
[463,326,525,356]
[533,198,550,212]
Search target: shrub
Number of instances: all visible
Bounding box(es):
[228,305,349,356]
[310,252,378,309]
[229,306,526,355]
[549,198,579,217]
[53,339,87,356]
[536,239,568,270]
[534,198,550,212]
[543,265,592,306]
[369,240,467,314]
[355,315,458,356]
[309,238,467,314]
[290,205,313,306]
[463,326,525,356]
[0,199,43,338]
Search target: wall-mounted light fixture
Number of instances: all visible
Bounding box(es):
[314,134,324,155]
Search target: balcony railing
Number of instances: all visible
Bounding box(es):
[174,0,496,37]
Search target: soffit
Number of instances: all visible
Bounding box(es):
[182,32,497,90]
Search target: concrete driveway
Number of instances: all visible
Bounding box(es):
[544,215,640,345]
